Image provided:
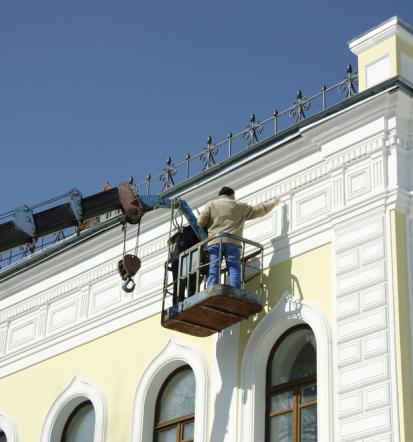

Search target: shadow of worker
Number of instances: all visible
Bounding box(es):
[210,203,294,441]
[240,202,304,416]
[209,325,240,441]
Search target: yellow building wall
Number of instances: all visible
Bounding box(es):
[0,243,333,441]
[390,210,413,442]
[357,36,397,91]
[239,242,333,369]
[357,34,413,91]
[397,36,413,81]
[0,314,213,441]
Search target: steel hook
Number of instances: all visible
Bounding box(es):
[122,276,136,293]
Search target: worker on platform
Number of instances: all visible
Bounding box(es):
[198,186,280,289]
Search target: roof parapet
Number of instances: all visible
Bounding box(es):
[349,16,413,91]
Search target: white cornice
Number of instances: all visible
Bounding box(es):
[349,16,413,55]
[0,88,412,378]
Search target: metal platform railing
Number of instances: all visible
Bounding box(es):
[162,232,264,310]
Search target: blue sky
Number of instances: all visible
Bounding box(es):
[1,0,412,214]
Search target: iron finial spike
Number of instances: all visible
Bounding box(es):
[297,90,302,99]
[146,174,151,180]
[273,110,278,116]
[186,153,191,160]
[347,64,353,74]
[322,85,327,91]
[129,177,134,185]
[228,132,233,138]
[250,113,256,122]
[207,136,212,145]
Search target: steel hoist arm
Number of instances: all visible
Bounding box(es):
[118,185,207,294]
[137,195,207,241]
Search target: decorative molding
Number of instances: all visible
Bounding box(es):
[130,338,209,442]
[340,408,391,440]
[0,412,19,442]
[0,129,400,375]
[41,374,107,442]
[333,211,399,441]
[349,16,413,55]
[239,292,333,442]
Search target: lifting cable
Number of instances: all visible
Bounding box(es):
[118,221,141,294]
[134,220,141,257]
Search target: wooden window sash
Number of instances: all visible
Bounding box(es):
[154,413,194,431]
[265,325,317,442]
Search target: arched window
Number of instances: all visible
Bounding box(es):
[0,431,6,442]
[266,325,317,442]
[61,400,95,442]
[154,366,195,442]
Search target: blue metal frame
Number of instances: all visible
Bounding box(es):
[138,195,207,241]
[69,188,83,225]
[13,205,36,238]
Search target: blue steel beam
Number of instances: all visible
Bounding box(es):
[138,195,207,241]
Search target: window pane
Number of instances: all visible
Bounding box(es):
[300,406,317,442]
[0,431,6,442]
[270,390,293,412]
[269,413,292,442]
[301,384,317,403]
[159,369,195,422]
[183,420,194,439]
[157,427,176,442]
[270,328,316,386]
[64,402,95,442]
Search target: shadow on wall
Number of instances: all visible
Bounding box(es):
[245,203,303,336]
[209,203,305,440]
[209,325,239,441]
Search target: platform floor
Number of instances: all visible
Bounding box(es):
[162,284,263,337]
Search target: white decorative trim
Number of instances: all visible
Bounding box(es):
[239,292,333,442]
[0,125,398,379]
[349,16,413,55]
[0,412,18,442]
[365,55,391,89]
[130,338,209,442]
[41,374,107,442]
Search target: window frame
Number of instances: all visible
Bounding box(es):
[61,400,95,442]
[265,324,317,442]
[153,365,195,442]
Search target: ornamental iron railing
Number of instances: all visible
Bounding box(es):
[133,65,357,195]
[0,65,358,271]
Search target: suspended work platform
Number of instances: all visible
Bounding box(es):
[161,232,264,337]
[162,285,263,337]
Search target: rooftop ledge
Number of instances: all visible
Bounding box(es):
[1,75,413,283]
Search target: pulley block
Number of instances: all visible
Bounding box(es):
[118,254,141,293]
[118,182,144,224]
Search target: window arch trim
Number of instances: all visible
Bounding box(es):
[131,337,209,442]
[41,375,107,442]
[239,292,333,442]
[0,412,18,442]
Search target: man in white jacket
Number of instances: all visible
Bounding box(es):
[198,186,279,288]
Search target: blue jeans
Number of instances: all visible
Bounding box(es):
[207,243,241,288]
